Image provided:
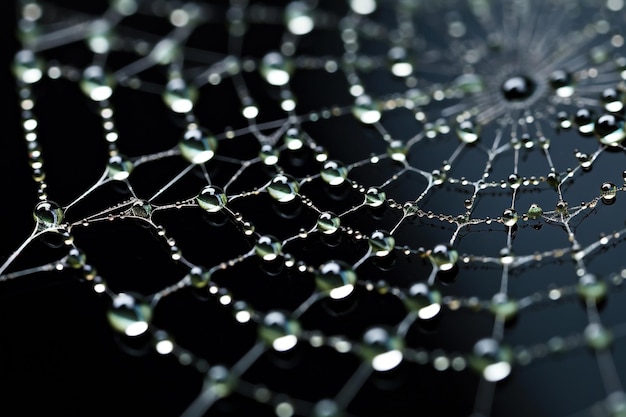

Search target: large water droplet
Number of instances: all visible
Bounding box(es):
[260,52,293,86]
[456,119,479,144]
[352,95,381,124]
[489,293,519,322]
[368,229,395,257]
[255,235,283,261]
[576,273,607,304]
[13,49,43,84]
[80,65,114,101]
[501,208,518,227]
[469,338,513,382]
[317,211,341,235]
[595,113,626,146]
[179,127,217,164]
[284,1,314,35]
[403,283,442,320]
[197,185,228,212]
[364,187,386,207]
[430,244,458,271]
[549,69,575,98]
[315,260,357,299]
[321,160,349,186]
[268,174,300,202]
[163,78,197,113]
[106,292,153,336]
[107,154,134,180]
[259,310,301,351]
[359,326,404,372]
[33,200,65,229]
[501,75,535,101]
[601,182,618,204]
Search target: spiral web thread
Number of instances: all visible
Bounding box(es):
[7,0,626,416]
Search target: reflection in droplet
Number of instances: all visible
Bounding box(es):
[321,160,349,186]
[502,208,518,227]
[33,200,64,229]
[317,211,341,235]
[268,174,300,202]
[601,182,618,204]
[259,310,301,352]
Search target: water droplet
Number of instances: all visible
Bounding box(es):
[205,365,236,397]
[87,19,113,53]
[259,144,279,166]
[527,203,543,220]
[574,108,595,135]
[80,65,114,101]
[179,127,217,164]
[403,283,442,320]
[576,151,593,169]
[359,327,404,372]
[576,273,607,304]
[469,338,513,382]
[549,69,575,98]
[350,0,377,15]
[33,200,64,229]
[188,266,211,288]
[284,1,314,35]
[163,78,197,113]
[430,244,458,272]
[284,127,304,150]
[556,200,569,215]
[106,292,153,336]
[315,260,357,299]
[260,52,293,86]
[489,293,519,322]
[584,322,613,351]
[107,154,134,180]
[388,46,413,77]
[432,169,446,185]
[321,160,349,186]
[66,247,87,269]
[507,173,521,189]
[387,140,408,162]
[352,94,381,124]
[312,399,342,417]
[13,49,43,84]
[501,208,518,227]
[369,229,395,257]
[601,182,618,204]
[255,235,283,261]
[259,310,301,351]
[317,211,341,235]
[364,187,386,207]
[197,185,228,212]
[268,174,300,202]
[601,87,624,113]
[595,113,626,146]
[499,247,515,265]
[501,75,535,101]
[456,119,479,144]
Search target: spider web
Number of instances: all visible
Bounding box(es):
[4,0,626,416]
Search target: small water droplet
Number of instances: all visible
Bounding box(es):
[33,200,64,229]
[13,49,43,84]
[364,187,386,207]
[456,119,479,144]
[527,203,543,220]
[359,326,404,372]
[107,154,134,180]
[163,78,197,113]
[601,182,618,204]
[106,292,153,336]
[255,235,282,261]
[403,283,442,320]
[80,65,114,101]
[469,338,513,382]
[501,75,535,101]
[317,211,341,235]
[321,160,348,186]
[197,185,228,212]
[258,310,301,351]
[368,229,395,257]
[260,51,293,86]
[268,174,300,202]
[188,266,211,288]
[549,69,575,98]
[352,94,381,124]
[501,208,518,227]
[315,260,357,299]
[595,113,626,146]
[430,244,458,271]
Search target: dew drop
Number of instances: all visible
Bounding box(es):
[601,182,618,204]
[188,266,211,288]
[501,75,535,101]
[106,292,153,337]
[284,1,314,35]
[432,169,446,185]
[268,174,300,202]
[368,229,395,257]
[352,94,381,124]
[387,140,407,162]
[594,113,626,146]
[197,185,228,212]
[255,235,283,261]
[469,338,513,382]
[317,211,341,235]
[359,326,404,372]
[312,399,342,417]
[501,208,518,227]
[430,244,458,272]
[456,119,479,144]
[205,365,236,397]
[527,203,543,220]
[584,322,613,351]
[388,46,413,77]
[489,292,519,322]
[403,283,442,320]
[163,78,197,113]
[80,65,114,101]
[284,127,304,150]
[33,200,64,229]
[321,160,348,186]
[13,49,43,84]
[259,144,279,166]
[574,108,595,135]
[66,247,87,269]
[315,260,357,299]
[576,273,607,305]
[601,87,624,113]
[258,310,301,352]
[179,127,217,164]
[107,154,134,180]
[364,187,386,207]
[549,69,575,98]
[507,173,521,189]
[260,51,293,86]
